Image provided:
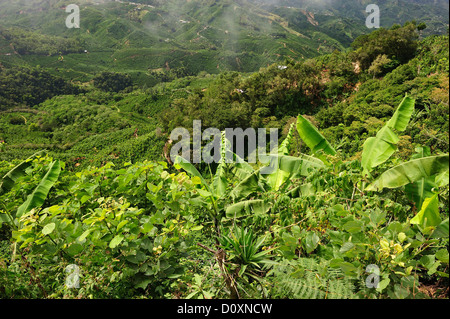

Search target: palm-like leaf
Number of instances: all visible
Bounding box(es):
[16,160,61,221]
[296,115,336,159]
[0,151,45,195]
[410,193,442,227]
[361,96,415,174]
[225,199,272,219]
[266,123,294,190]
[365,155,449,192]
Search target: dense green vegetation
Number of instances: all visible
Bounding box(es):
[0,0,449,300]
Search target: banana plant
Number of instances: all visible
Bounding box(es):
[0,153,62,260]
[0,151,48,226]
[175,120,330,222]
[365,154,449,192]
[264,123,295,191]
[365,153,449,230]
[15,159,62,226]
[174,132,267,224]
[361,96,449,231]
[410,193,442,228]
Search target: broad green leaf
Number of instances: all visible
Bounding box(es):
[116,220,128,232]
[338,261,358,277]
[376,277,391,293]
[77,229,91,243]
[343,220,364,233]
[16,160,61,221]
[278,123,295,155]
[212,162,227,197]
[109,234,124,248]
[436,249,449,264]
[361,126,399,174]
[230,170,266,200]
[277,154,324,176]
[386,96,415,132]
[420,255,437,270]
[266,124,295,190]
[361,97,415,173]
[0,150,45,195]
[410,193,442,227]
[225,199,272,219]
[266,165,290,191]
[405,146,436,209]
[42,222,56,235]
[262,153,324,190]
[134,277,152,290]
[340,242,355,253]
[435,170,449,187]
[405,176,437,210]
[366,155,449,192]
[305,232,320,253]
[67,243,84,256]
[196,188,212,197]
[296,115,336,158]
[431,218,449,239]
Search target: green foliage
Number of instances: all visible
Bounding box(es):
[0,66,82,109]
[0,1,448,300]
[270,258,356,299]
[361,96,415,175]
[0,27,84,56]
[296,114,336,160]
[366,155,449,192]
[93,72,133,93]
[351,23,419,70]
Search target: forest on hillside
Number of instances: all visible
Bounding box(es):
[0,0,449,301]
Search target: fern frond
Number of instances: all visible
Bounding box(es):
[271,257,357,299]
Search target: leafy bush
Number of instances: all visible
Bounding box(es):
[93,72,133,93]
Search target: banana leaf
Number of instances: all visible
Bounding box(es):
[361,96,415,174]
[431,218,449,238]
[225,199,272,219]
[365,155,449,192]
[410,193,442,228]
[405,177,437,210]
[266,154,325,178]
[361,126,399,174]
[386,96,415,132]
[0,150,45,195]
[230,169,266,201]
[296,115,336,158]
[266,123,294,190]
[16,160,61,220]
[404,146,436,209]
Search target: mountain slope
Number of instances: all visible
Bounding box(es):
[253,0,449,35]
[0,0,448,85]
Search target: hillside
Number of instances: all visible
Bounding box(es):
[0,0,448,86]
[254,0,449,35]
[0,21,449,167]
[0,0,449,302]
